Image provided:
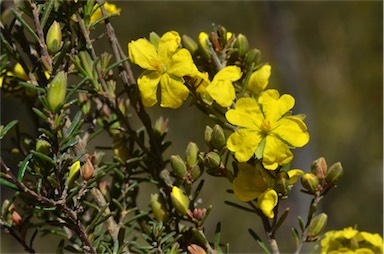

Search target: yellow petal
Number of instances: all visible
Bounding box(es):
[158,31,181,65]
[357,232,383,249]
[159,74,189,109]
[288,169,304,184]
[248,64,271,94]
[207,66,242,107]
[167,48,198,77]
[233,163,268,201]
[259,89,295,123]
[128,38,159,71]
[90,2,121,23]
[137,71,161,107]
[212,66,242,83]
[13,63,28,80]
[226,97,263,129]
[257,189,278,218]
[262,135,293,170]
[272,115,310,147]
[227,129,263,162]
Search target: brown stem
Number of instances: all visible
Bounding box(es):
[0,159,97,254]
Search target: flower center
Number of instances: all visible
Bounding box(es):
[150,59,166,72]
[260,119,271,133]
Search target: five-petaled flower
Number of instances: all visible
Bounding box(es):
[226,89,310,170]
[233,163,303,218]
[128,31,198,108]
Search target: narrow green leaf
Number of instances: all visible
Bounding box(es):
[0,120,18,139]
[191,179,205,204]
[105,57,129,74]
[31,150,56,166]
[112,198,124,212]
[18,81,45,93]
[40,0,55,29]
[214,222,222,252]
[17,154,33,180]
[0,178,18,190]
[11,9,40,42]
[248,229,271,254]
[86,204,109,234]
[298,216,305,232]
[224,200,257,213]
[159,232,176,245]
[255,137,266,159]
[33,108,49,122]
[272,208,290,234]
[65,77,89,100]
[123,211,149,226]
[60,139,78,153]
[67,111,82,137]
[291,227,300,247]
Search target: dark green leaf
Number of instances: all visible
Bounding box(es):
[214,222,223,253]
[0,120,18,139]
[17,154,33,180]
[67,111,82,137]
[224,201,257,213]
[86,203,109,234]
[18,81,45,93]
[298,216,305,232]
[11,9,40,42]
[291,227,300,247]
[272,208,290,234]
[33,108,49,122]
[60,139,78,153]
[0,178,18,190]
[40,0,55,29]
[31,150,56,166]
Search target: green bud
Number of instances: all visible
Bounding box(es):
[149,32,160,49]
[198,32,212,61]
[170,186,190,215]
[150,193,169,222]
[170,155,187,179]
[233,34,249,57]
[325,162,343,185]
[275,171,290,196]
[47,71,67,111]
[185,142,199,168]
[46,21,62,54]
[210,124,226,151]
[311,157,327,182]
[204,151,221,170]
[301,173,319,194]
[182,35,198,55]
[244,48,261,67]
[204,126,213,147]
[190,164,202,182]
[36,139,51,155]
[154,116,168,136]
[217,25,228,46]
[308,213,328,240]
[191,228,208,246]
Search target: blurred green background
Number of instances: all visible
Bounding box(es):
[1,1,382,253]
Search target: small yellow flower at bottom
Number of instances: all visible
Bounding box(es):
[321,227,383,254]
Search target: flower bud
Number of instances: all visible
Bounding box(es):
[154,116,168,136]
[210,124,226,151]
[185,142,199,168]
[325,162,343,185]
[170,155,187,179]
[187,244,206,254]
[217,25,228,46]
[150,193,169,222]
[233,34,249,57]
[198,32,212,61]
[81,158,94,181]
[204,126,213,147]
[47,71,67,111]
[36,139,51,155]
[67,161,80,187]
[149,32,160,49]
[301,173,319,194]
[182,35,198,55]
[308,213,328,240]
[46,21,62,54]
[311,157,327,182]
[204,151,221,170]
[275,171,290,196]
[244,48,261,67]
[12,210,22,226]
[170,186,190,215]
[190,165,202,182]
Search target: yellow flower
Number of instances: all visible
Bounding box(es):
[90,2,121,23]
[170,186,190,215]
[247,64,271,95]
[321,227,383,254]
[233,163,303,218]
[128,31,198,108]
[206,66,242,107]
[226,89,310,169]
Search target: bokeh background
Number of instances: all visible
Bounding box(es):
[1,1,383,253]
